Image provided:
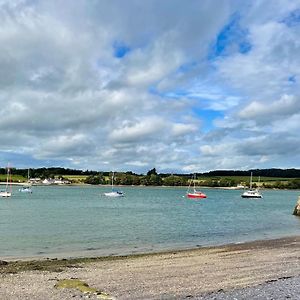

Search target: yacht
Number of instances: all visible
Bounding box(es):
[104,172,124,197]
[0,166,12,198]
[186,175,207,199]
[241,173,262,198]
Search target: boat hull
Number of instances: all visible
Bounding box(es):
[187,193,207,199]
[241,190,263,198]
[0,191,11,198]
[104,191,124,197]
[19,187,32,193]
[241,194,262,198]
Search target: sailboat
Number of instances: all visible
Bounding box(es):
[19,169,32,193]
[186,175,207,199]
[104,172,124,197]
[241,172,262,198]
[0,166,12,198]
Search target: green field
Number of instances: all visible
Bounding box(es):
[0,175,26,183]
[1,174,299,187]
[61,175,88,183]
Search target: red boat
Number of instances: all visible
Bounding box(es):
[186,175,207,199]
[187,190,207,199]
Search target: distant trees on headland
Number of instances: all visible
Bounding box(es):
[1,167,300,189]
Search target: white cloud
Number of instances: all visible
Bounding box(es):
[239,94,300,122]
[0,0,300,172]
[171,123,198,136]
[109,117,166,143]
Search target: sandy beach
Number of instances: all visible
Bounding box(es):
[1,236,300,299]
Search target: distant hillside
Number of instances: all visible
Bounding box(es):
[200,168,300,178]
[0,167,300,178]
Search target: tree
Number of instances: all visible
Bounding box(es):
[147,168,157,176]
[149,174,162,186]
[163,175,187,186]
[84,175,103,185]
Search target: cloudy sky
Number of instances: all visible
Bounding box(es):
[0,0,300,173]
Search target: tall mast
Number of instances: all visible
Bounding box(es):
[10,167,12,193]
[6,167,9,191]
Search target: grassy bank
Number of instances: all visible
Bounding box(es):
[1,174,300,189]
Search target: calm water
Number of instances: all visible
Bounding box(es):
[0,186,300,259]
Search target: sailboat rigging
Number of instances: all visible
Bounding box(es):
[0,165,12,198]
[241,172,262,198]
[19,168,32,193]
[104,172,124,197]
[186,175,207,199]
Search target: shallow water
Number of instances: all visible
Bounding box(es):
[0,186,299,258]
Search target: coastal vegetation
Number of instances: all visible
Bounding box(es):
[0,167,300,189]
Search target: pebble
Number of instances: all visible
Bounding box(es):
[195,275,300,300]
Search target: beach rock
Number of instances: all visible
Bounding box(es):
[293,196,300,216]
[0,260,8,265]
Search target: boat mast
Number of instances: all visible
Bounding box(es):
[10,167,12,193]
[5,167,9,192]
[186,176,192,193]
[6,165,12,193]
[111,172,114,190]
[250,172,253,189]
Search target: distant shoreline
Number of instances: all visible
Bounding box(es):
[1,181,299,191]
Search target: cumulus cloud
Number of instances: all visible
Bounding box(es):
[109,117,166,143]
[0,0,299,172]
[239,94,300,122]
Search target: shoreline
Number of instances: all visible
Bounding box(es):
[2,235,300,263]
[1,181,300,191]
[2,236,300,299]
[2,233,300,262]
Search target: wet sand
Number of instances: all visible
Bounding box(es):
[1,236,300,299]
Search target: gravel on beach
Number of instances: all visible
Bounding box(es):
[1,236,300,299]
[197,275,300,299]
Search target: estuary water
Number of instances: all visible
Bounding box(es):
[0,186,300,259]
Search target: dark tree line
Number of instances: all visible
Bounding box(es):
[201,168,300,178]
[0,167,113,179]
[1,167,300,188]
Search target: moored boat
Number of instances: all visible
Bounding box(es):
[241,189,262,198]
[19,186,32,193]
[187,190,207,199]
[186,175,207,199]
[104,190,124,197]
[0,165,12,198]
[19,169,32,193]
[104,172,124,197]
[241,172,262,198]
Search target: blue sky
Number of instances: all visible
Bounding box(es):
[0,0,300,173]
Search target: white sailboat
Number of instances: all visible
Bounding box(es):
[104,172,124,197]
[241,172,262,198]
[0,166,12,198]
[19,169,32,193]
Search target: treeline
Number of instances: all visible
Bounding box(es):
[0,167,106,179]
[1,167,300,188]
[2,167,300,178]
[85,169,188,186]
[201,168,300,178]
[263,179,300,189]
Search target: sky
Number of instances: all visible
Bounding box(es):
[0,0,300,173]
